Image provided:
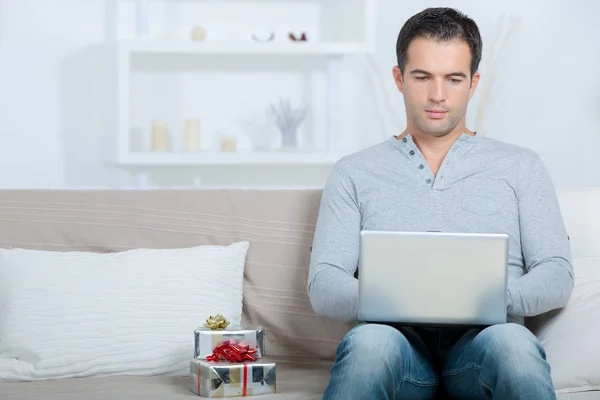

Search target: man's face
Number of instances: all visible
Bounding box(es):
[393,37,480,137]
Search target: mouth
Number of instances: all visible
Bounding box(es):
[425,109,447,119]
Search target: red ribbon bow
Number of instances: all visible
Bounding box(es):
[206,340,258,363]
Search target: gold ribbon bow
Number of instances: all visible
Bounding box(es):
[204,314,230,330]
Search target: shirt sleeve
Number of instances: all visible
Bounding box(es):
[307,164,361,322]
[508,151,574,317]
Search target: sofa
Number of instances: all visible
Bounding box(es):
[0,188,598,399]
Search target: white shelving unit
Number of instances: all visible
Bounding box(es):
[118,151,341,166]
[116,40,371,56]
[104,0,377,186]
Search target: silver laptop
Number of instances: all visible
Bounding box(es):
[358,230,509,327]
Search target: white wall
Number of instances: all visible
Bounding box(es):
[1,0,598,189]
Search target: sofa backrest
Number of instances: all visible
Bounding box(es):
[0,187,596,364]
[557,188,600,258]
[556,187,600,280]
[0,189,354,366]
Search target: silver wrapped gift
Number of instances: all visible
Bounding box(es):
[194,327,264,360]
[190,358,276,398]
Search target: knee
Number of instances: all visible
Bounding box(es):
[478,323,548,373]
[336,323,408,366]
[326,324,424,400]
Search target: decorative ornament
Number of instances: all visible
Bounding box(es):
[235,115,275,152]
[190,26,207,41]
[250,31,275,43]
[289,32,307,42]
[203,314,230,330]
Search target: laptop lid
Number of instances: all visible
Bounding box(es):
[357,230,509,327]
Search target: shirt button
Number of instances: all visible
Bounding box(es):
[426,179,432,184]
[402,138,407,142]
[418,164,424,170]
[409,150,415,156]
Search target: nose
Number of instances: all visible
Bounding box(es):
[428,78,446,104]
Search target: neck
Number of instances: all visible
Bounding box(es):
[398,124,474,150]
[396,125,475,175]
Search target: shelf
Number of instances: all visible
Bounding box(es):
[117,151,344,166]
[117,40,370,56]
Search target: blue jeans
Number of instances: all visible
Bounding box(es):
[322,322,556,399]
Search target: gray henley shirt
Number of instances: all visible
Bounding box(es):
[307,133,574,326]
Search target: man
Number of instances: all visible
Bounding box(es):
[307,7,573,400]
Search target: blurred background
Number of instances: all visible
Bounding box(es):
[0,0,598,190]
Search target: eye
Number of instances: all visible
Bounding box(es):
[449,78,462,84]
[415,76,428,81]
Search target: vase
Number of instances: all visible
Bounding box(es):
[280,127,298,149]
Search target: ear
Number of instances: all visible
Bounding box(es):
[468,71,481,99]
[392,66,404,93]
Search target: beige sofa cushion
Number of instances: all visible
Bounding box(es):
[0,189,353,366]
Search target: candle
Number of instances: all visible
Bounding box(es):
[151,120,169,152]
[220,135,237,152]
[184,119,201,152]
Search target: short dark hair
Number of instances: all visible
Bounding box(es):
[396,7,482,77]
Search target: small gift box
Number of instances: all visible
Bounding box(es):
[194,315,264,360]
[190,358,277,398]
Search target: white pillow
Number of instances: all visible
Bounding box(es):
[530,257,600,394]
[0,241,249,382]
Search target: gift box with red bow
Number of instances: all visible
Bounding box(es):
[193,327,265,361]
[190,357,276,398]
[190,315,275,397]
